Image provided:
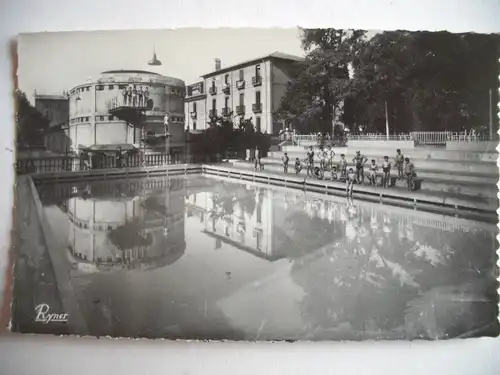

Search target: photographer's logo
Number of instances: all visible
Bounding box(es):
[34,304,69,324]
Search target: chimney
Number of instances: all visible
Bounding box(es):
[215,58,221,71]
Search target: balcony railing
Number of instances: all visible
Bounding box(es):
[107,96,149,111]
[252,103,262,113]
[209,86,217,95]
[209,109,217,117]
[222,84,230,94]
[235,105,245,115]
[236,80,245,90]
[252,76,262,86]
[221,107,231,116]
[190,112,197,119]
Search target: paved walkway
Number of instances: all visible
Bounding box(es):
[11,178,69,334]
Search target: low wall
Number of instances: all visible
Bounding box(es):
[347,140,415,150]
[201,165,498,215]
[445,141,499,152]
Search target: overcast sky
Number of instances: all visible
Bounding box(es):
[18,28,381,99]
[17,28,304,97]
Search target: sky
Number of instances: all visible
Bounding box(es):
[17,28,307,98]
[18,28,380,99]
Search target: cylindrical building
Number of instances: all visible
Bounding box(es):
[67,70,185,154]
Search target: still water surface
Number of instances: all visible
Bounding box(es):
[36,175,499,340]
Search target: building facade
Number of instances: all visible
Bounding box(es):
[34,93,70,129]
[67,70,185,154]
[184,52,303,134]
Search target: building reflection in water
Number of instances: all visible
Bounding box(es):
[35,176,499,340]
[40,178,187,272]
[187,179,498,340]
[185,183,280,261]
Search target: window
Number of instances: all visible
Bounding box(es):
[193,102,197,112]
[86,117,90,122]
[212,98,216,110]
[224,96,229,108]
[193,122,197,130]
[109,115,114,121]
[255,91,261,104]
[239,93,244,106]
[224,74,229,84]
[96,85,104,91]
[86,87,90,91]
[211,79,216,89]
[118,84,126,89]
[239,69,244,80]
[255,64,261,77]
[109,85,114,90]
[256,117,261,132]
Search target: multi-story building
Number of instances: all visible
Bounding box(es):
[33,92,71,153]
[67,69,185,155]
[184,52,304,134]
[33,92,70,129]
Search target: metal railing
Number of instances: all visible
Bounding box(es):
[15,153,195,175]
[348,134,413,141]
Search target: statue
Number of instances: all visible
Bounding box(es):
[132,85,138,107]
[163,114,169,135]
[138,86,144,107]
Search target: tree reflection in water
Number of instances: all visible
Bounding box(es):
[287,195,499,340]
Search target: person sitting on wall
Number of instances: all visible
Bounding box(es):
[330,166,338,181]
[313,165,324,180]
[294,157,302,174]
[368,159,378,186]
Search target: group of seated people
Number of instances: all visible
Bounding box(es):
[281,146,417,192]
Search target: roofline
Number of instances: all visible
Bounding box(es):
[34,94,68,100]
[201,53,305,79]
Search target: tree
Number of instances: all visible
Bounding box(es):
[277,28,367,134]
[278,29,500,134]
[350,31,500,132]
[15,90,50,148]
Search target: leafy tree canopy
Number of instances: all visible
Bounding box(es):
[277,29,500,134]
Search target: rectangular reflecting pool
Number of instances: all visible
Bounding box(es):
[13,175,499,340]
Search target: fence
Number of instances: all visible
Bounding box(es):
[348,134,413,141]
[15,153,199,175]
[318,132,499,146]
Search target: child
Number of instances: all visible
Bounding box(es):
[404,157,414,191]
[382,156,392,188]
[313,166,324,180]
[395,149,404,180]
[331,166,338,181]
[339,154,348,180]
[327,145,335,169]
[346,168,356,197]
[369,159,378,186]
[294,157,302,174]
[352,151,367,184]
[282,152,289,174]
[320,147,328,171]
[306,146,315,177]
